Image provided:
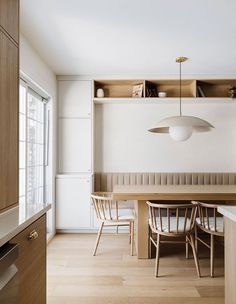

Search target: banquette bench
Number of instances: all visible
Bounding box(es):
[94,172,236,207]
[94,172,236,191]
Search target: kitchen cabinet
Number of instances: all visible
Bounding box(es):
[0,0,19,43]
[58,118,92,173]
[56,176,92,229]
[10,215,46,304]
[58,80,92,118]
[0,30,18,212]
[57,79,93,230]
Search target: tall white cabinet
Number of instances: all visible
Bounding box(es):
[56,175,92,229]
[56,80,93,230]
[58,119,92,173]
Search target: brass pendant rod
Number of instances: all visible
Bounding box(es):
[176,56,188,117]
[179,61,182,116]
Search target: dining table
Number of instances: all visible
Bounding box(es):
[112,184,236,258]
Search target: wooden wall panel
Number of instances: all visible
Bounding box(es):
[0,31,18,211]
[0,0,19,43]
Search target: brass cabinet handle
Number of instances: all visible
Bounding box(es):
[28,230,38,241]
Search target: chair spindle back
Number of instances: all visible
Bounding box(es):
[91,192,118,221]
[194,201,224,235]
[147,201,198,236]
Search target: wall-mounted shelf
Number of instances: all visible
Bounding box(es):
[94,97,235,104]
[93,79,236,103]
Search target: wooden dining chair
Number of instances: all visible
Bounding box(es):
[147,201,200,277]
[91,192,135,256]
[193,201,224,277]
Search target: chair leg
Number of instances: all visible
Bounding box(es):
[130,221,134,256]
[148,227,152,258]
[129,223,131,244]
[155,234,161,277]
[93,222,104,256]
[195,225,198,253]
[116,225,119,234]
[189,234,201,277]
[186,236,189,259]
[210,234,215,277]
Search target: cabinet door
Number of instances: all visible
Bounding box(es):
[58,80,92,118]
[58,118,92,173]
[56,177,91,229]
[0,32,18,211]
[10,215,46,304]
[0,0,19,43]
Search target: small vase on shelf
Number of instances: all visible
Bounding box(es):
[96,88,105,98]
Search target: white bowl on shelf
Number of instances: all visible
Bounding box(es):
[158,92,167,98]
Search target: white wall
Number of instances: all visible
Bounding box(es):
[20,33,57,238]
[20,33,57,97]
[95,102,236,172]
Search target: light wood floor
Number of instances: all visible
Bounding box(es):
[47,233,224,304]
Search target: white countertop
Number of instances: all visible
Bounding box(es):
[0,203,51,247]
[218,206,236,222]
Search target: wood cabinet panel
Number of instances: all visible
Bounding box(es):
[0,0,19,43]
[0,31,18,212]
[10,215,46,304]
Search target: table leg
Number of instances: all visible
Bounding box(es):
[134,200,149,259]
[225,217,236,304]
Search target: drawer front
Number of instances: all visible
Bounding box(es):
[10,215,46,304]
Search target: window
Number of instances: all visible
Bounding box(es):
[19,81,47,208]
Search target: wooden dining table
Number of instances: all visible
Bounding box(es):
[112,184,236,259]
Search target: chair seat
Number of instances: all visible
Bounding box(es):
[103,208,134,225]
[196,217,224,233]
[149,217,191,233]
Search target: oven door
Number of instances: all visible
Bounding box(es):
[0,243,19,304]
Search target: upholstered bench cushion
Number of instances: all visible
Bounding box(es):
[95,172,236,192]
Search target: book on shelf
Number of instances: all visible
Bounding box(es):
[146,85,158,97]
[197,85,205,97]
[132,84,143,98]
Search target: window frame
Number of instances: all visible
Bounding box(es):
[19,78,48,209]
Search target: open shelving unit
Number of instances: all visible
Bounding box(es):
[93,79,236,104]
[94,80,145,98]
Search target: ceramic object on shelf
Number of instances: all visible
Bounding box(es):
[96,88,105,98]
[158,92,167,98]
[228,85,236,98]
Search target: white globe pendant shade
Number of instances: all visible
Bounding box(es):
[169,126,193,142]
[147,57,214,141]
[148,115,214,141]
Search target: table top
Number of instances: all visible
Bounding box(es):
[112,184,236,201]
[218,206,236,222]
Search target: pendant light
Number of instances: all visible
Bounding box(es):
[148,57,214,141]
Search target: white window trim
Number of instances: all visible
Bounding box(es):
[19,76,49,208]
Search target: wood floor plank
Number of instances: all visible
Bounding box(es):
[47,234,224,304]
[196,286,224,297]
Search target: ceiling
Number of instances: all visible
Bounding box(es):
[20,0,236,75]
